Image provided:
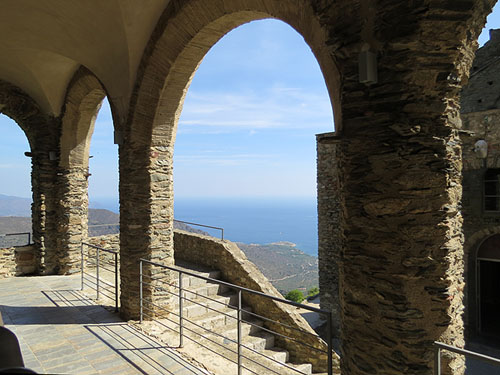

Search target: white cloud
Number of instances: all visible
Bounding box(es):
[174,152,278,167]
[178,88,333,132]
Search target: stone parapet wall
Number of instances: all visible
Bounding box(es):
[0,245,37,278]
[86,234,120,250]
[174,229,340,373]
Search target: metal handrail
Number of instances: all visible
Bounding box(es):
[434,341,500,375]
[81,242,119,312]
[139,258,333,375]
[0,232,31,246]
[86,219,224,239]
[174,219,224,240]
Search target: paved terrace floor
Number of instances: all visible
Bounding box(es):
[0,275,209,375]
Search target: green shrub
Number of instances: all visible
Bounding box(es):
[285,289,305,303]
[307,287,319,298]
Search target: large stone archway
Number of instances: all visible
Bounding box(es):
[112,0,499,374]
[119,0,341,321]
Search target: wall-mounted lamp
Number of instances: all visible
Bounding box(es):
[359,50,378,84]
[24,152,33,158]
[474,139,488,159]
[114,130,123,145]
[49,151,57,161]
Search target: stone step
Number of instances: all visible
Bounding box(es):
[184,305,254,331]
[162,260,316,375]
[171,267,222,288]
[179,292,238,319]
[193,328,311,375]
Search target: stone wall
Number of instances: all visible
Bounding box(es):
[86,234,120,250]
[316,132,342,339]
[0,245,37,278]
[174,229,340,373]
[459,30,500,337]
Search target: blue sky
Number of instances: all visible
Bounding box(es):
[1,9,500,201]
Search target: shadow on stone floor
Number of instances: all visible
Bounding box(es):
[85,323,205,375]
[0,289,121,325]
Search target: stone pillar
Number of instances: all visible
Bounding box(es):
[30,130,61,274]
[56,167,89,274]
[316,132,342,339]
[339,104,465,374]
[119,135,175,320]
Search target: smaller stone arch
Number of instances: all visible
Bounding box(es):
[0,79,60,273]
[475,233,500,336]
[56,67,109,274]
[464,226,500,337]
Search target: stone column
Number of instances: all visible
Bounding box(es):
[56,167,89,274]
[339,99,465,375]
[118,134,175,320]
[30,130,61,274]
[316,132,342,339]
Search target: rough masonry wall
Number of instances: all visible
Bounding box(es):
[174,229,339,373]
[326,2,495,374]
[459,30,500,336]
[0,245,37,279]
[460,109,500,334]
[316,132,342,339]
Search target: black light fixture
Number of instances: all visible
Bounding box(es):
[359,50,378,84]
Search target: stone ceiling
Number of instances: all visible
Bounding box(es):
[0,0,170,117]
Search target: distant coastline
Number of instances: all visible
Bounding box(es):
[91,196,318,256]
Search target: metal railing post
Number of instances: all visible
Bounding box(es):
[140,261,143,323]
[27,232,31,245]
[237,290,242,375]
[327,311,333,375]
[114,252,119,312]
[80,243,84,291]
[179,271,184,348]
[96,247,100,301]
[221,228,224,240]
[434,345,441,375]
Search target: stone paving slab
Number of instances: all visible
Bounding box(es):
[0,275,209,375]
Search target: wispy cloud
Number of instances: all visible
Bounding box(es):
[174,152,279,167]
[178,88,333,132]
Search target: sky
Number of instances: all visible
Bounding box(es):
[1,8,500,201]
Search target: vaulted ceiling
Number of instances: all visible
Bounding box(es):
[0,0,170,117]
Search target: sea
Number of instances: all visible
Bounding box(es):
[90,196,318,256]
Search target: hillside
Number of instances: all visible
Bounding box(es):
[238,242,318,294]
[0,194,32,217]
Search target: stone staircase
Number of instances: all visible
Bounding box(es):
[144,261,319,375]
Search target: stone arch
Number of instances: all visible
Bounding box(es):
[130,0,341,143]
[56,67,109,274]
[119,0,341,320]
[60,68,108,170]
[464,226,500,337]
[0,80,46,148]
[0,79,59,273]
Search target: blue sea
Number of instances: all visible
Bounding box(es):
[90,197,318,256]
